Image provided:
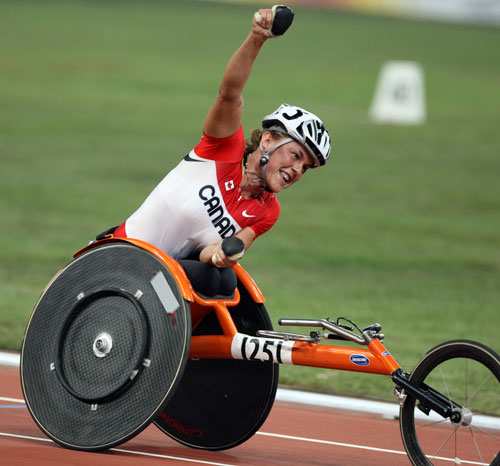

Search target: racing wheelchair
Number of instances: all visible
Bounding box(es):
[20,236,500,465]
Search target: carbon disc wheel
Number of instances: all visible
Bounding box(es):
[21,242,191,451]
[154,280,279,450]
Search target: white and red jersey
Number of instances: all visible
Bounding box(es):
[115,126,280,259]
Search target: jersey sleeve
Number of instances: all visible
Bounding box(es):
[194,125,245,163]
[249,198,281,238]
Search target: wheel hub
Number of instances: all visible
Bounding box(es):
[450,407,473,427]
[93,333,113,358]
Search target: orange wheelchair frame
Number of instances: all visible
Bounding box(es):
[76,236,400,378]
[68,236,499,466]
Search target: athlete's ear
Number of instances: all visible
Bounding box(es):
[260,131,273,151]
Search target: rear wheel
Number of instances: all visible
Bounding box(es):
[154,280,279,450]
[21,242,191,451]
[400,340,500,466]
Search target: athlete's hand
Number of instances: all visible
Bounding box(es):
[252,8,274,39]
[211,237,245,268]
[253,6,294,39]
[210,244,234,268]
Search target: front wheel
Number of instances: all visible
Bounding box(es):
[400,340,500,466]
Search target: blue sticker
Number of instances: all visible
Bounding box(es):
[350,354,370,366]
[382,351,391,356]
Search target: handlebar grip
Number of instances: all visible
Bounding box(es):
[221,237,245,261]
[326,333,348,341]
[270,5,294,36]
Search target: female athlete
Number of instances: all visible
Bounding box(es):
[111,6,331,296]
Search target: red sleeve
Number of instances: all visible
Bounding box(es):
[114,221,127,237]
[194,126,245,163]
[249,198,281,238]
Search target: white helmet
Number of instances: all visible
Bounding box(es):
[262,103,331,167]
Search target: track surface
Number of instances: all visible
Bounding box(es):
[4,362,494,466]
[1,363,412,466]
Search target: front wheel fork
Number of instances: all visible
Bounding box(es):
[391,368,463,421]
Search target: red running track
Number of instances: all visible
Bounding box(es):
[3,361,499,466]
[0,363,415,466]
[3,362,499,465]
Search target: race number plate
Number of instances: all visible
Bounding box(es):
[231,333,295,364]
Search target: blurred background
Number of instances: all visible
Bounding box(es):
[1,0,499,401]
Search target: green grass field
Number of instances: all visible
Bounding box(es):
[1,0,499,404]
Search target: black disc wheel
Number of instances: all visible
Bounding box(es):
[154,280,279,450]
[21,242,191,451]
[400,340,500,466]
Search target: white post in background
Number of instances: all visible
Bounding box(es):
[369,61,426,125]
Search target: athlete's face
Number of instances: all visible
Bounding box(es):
[261,133,315,193]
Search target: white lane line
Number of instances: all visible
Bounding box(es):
[0,433,52,443]
[0,431,489,465]
[111,447,238,465]
[257,431,407,455]
[256,432,489,466]
[0,432,237,466]
[0,397,25,404]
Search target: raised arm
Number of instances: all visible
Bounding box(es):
[202,9,274,138]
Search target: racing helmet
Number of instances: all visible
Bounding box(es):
[262,103,331,167]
